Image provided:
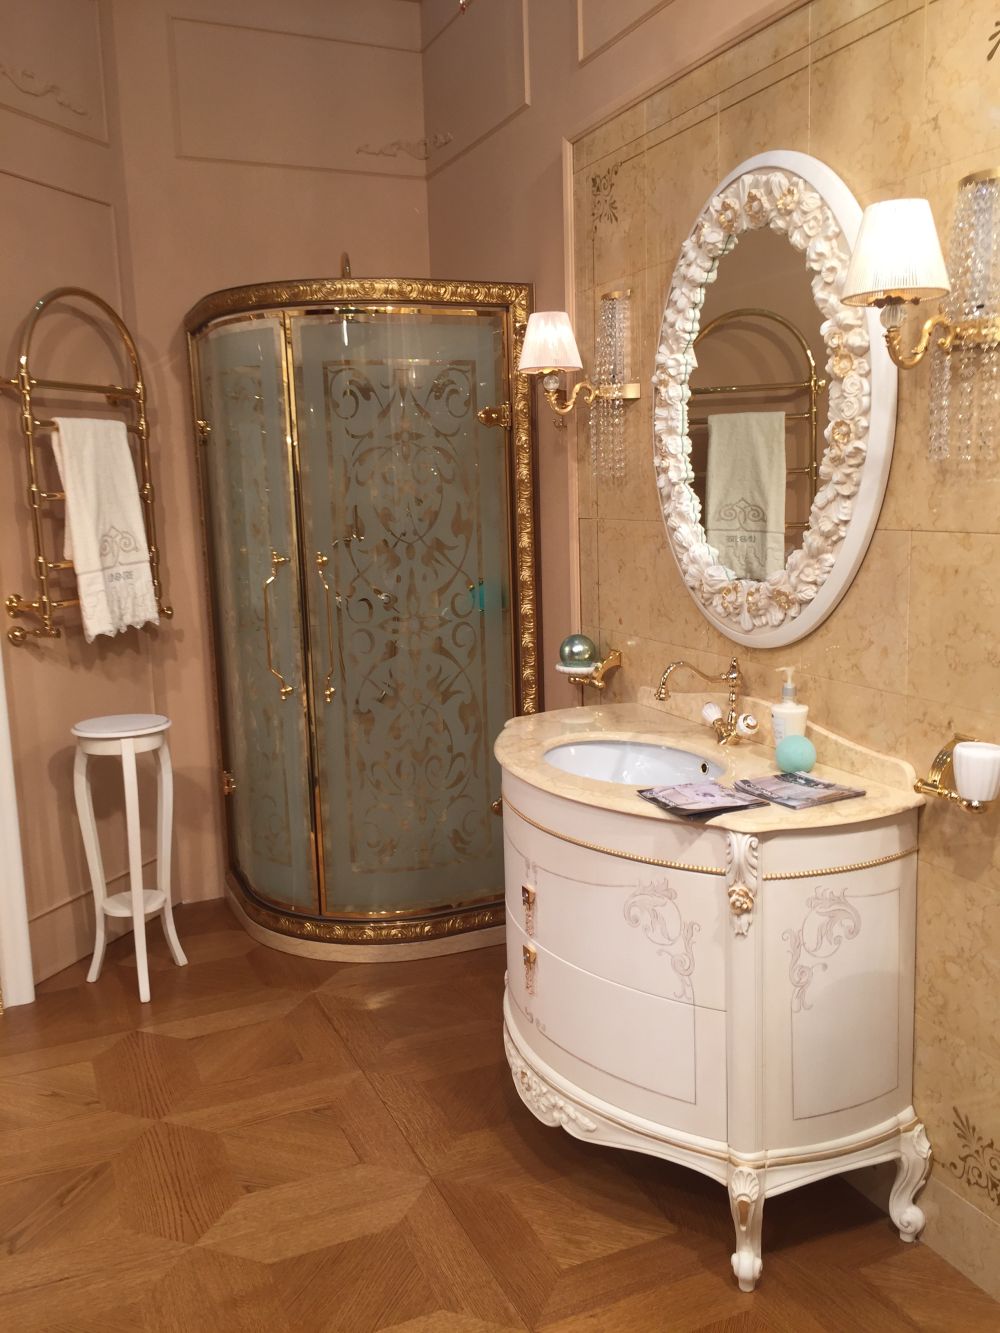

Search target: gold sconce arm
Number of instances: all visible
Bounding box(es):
[883,312,954,370]
[540,374,641,417]
[881,309,1000,370]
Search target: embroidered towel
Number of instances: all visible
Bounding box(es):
[705,411,786,581]
[51,417,159,642]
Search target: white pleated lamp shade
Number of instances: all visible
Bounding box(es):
[518,311,583,372]
[841,198,950,306]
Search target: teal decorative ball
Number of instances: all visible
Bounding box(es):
[559,633,597,665]
[775,734,817,774]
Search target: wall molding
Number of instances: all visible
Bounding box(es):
[0,644,34,1007]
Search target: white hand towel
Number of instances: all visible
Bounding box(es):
[706,411,786,581]
[50,417,160,643]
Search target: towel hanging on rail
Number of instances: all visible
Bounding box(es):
[705,411,786,581]
[50,418,160,642]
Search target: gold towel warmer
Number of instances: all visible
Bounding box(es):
[0,287,173,646]
[688,307,827,534]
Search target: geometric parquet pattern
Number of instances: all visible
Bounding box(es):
[1,901,997,1332]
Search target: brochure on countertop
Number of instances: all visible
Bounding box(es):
[638,782,769,820]
[733,772,865,809]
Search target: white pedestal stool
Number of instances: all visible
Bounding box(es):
[72,713,187,1002]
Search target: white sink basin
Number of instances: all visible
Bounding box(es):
[543,739,723,786]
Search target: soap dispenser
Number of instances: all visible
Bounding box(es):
[772,666,808,743]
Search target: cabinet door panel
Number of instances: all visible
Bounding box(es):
[507,917,727,1140]
[503,806,726,1010]
[761,846,916,1147]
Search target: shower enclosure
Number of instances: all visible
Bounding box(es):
[185,279,538,954]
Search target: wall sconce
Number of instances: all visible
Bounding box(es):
[841,171,1000,462]
[914,736,1000,813]
[518,298,640,480]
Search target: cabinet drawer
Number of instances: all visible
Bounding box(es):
[504,804,727,1010]
[507,917,727,1139]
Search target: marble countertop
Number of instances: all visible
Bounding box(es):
[495,697,923,834]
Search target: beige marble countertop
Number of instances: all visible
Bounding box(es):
[495,696,923,834]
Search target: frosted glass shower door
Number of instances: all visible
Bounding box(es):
[196,319,316,912]
[293,309,514,917]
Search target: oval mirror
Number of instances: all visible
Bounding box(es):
[653,150,897,646]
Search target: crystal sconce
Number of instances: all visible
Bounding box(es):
[841,170,1000,462]
[518,298,640,482]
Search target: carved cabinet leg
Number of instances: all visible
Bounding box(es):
[890,1123,932,1242]
[728,1166,764,1291]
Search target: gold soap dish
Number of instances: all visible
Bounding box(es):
[555,648,622,692]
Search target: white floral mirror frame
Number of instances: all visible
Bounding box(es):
[654,150,897,647]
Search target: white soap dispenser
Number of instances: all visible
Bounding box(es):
[772,666,808,742]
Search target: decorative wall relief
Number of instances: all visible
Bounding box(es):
[784,886,861,1011]
[949,1108,1000,1207]
[356,131,454,161]
[591,164,619,230]
[0,63,87,116]
[624,879,698,1001]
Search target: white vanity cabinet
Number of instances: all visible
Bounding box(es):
[496,716,931,1293]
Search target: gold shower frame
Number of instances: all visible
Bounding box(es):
[185,277,539,946]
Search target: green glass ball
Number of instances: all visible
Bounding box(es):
[559,633,597,665]
[775,734,817,774]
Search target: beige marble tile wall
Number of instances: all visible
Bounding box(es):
[572,0,1000,1296]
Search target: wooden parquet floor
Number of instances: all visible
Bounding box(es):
[1,901,996,1333]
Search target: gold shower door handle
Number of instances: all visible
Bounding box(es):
[263,549,295,700]
[315,552,337,702]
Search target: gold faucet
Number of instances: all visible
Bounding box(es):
[654,657,755,746]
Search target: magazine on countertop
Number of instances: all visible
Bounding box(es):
[733,772,865,809]
[638,782,769,820]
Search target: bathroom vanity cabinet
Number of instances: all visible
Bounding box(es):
[496,702,930,1292]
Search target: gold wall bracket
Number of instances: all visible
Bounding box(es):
[562,647,622,692]
[880,305,1000,371]
[542,377,641,416]
[914,733,993,813]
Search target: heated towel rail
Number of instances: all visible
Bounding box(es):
[0,287,172,645]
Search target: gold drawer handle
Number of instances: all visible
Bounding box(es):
[315,552,337,703]
[521,885,536,936]
[263,549,295,700]
[522,943,537,995]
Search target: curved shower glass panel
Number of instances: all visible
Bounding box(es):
[187,281,538,951]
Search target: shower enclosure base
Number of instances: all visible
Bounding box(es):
[225,881,505,963]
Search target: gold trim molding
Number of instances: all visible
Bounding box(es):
[233,877,504,944]
[763,847,917,881]
[503,798,728,875]
[505,799,918,883]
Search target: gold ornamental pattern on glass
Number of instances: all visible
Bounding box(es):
[185,278,539,719]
